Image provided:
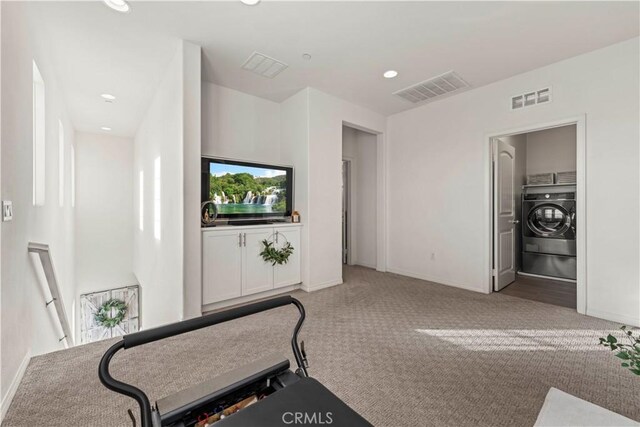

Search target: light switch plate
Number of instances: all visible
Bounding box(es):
[2,200,13,222]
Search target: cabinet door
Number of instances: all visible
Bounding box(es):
[202,231,243,305]
[273,227,301,288]
[242,229,274,296]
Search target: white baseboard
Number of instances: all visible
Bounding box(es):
[202,284,301,313]
[586,309,640,327]
[1,351,30,422]
[386,267,487,294]
[302,278,342,293]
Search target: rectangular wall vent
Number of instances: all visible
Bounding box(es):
[511,87,551,110]
[241,51,288,78]
[393,71,469,104]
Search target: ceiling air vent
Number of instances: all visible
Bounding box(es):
[511,87,551,110]
[393,71,469,104]
[241,51,288,78]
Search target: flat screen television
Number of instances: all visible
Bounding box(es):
[201,157,293,220]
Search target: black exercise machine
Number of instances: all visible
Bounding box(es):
[99,295,372,427]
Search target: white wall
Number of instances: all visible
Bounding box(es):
[280,89,310,288]
[1,1,76,414]
[182,41,202,320]
[75,132,136,302]
[526,125,576,175]
[279,88,386,290]
[202,82,281,165]
[133,44,184,329]
[306,88,386,290]
[387,37,639,325]
[342,126,377,269]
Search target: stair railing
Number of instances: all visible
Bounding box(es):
[28,242,74,347]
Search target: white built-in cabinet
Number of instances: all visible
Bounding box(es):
[202,224,302,305]
[243,228,274,295]
[273,227,301,288]
[202,229,243,304]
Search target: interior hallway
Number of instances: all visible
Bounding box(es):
[3,267,637,427]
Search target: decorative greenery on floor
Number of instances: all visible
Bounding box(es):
[599,326,640,376]
[260,240,294,266]
[95,299,128,329]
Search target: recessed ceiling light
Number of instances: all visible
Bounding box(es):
[384,70,398,79]
[101,127,112,131]
[302,53,312,61]
[103,0,130,13]
[101,93,116,102]
[240,0,260,5]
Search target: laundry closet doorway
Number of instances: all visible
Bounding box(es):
[341,125,378,269]
[488,117,586,313]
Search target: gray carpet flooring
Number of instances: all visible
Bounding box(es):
[4,266,639,426]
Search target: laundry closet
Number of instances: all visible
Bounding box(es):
[493,124,578,308]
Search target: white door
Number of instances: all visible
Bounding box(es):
[493,139,517,291]
[242,229,274,296]
[202,230,243,304]
[274,227,302,288]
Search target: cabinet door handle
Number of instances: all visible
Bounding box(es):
[275,231,279,244]
[243,233,247,247]
[238,233,242,248]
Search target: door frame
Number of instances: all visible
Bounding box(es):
[485,115,586,314]
[341,157,354,265]
[342,121,386,272]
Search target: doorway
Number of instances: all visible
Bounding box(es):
[342,159,351,264]
[342,125,378,269]
[490,118,585,311]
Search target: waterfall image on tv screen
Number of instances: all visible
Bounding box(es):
[209,163,287,215]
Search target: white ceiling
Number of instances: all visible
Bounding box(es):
[31,1,640,137]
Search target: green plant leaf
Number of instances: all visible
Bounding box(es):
[94,298,127,329]
[260,239,294,266]
[601,327,640,375]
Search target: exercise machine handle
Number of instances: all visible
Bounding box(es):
[98,295,308,427]
[124,295,294,348]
